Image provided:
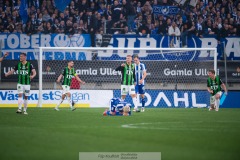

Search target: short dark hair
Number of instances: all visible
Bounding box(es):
[20,52,27,56]
[133,54,139,59]
[208,69,215,74]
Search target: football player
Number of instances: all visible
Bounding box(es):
[103,98,131,116]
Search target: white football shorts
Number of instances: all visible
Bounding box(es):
[62,85,70,94]
[210,91,222,105]
[121,85,135,95]
[17,84,31,96]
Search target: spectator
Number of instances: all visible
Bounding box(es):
[196,16,204,37]
[96,13,103,33]
[122,0,136,32]
[25,21,35,35]
[137,20,151,35]
[58,20,66,34]
[7,23,15,33]
[111,0,122,23]
[37,13,43,26]
[52,19,60,32]
[65,20,74,35]
[157,20,167,35]
[141,1,152,16]
[78,20,87,34]
[43,22,53,34]
[78,0,88,13]
[220,24,231,38]
[12,10,21,24]
[42,9,51,22]
[136,1,142,14]
[37,22,44,33]
[89,2,97,13]
[98,3,107,18]
[168,21,180,37]
[106,15,114,34]
[16,23,23,33]
[86,9,97,46]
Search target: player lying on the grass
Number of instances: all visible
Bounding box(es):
[207,69,227,111]
[55,61,85,111]
[5,52,36,115]
[103,98,131,116]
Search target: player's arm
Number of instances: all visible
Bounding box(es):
[221,83,227,95]
[133,67,136,84]
[207,79,213,94]
[207,87,213,94]
[0,52,9,62]
[115,63,125,71]
[75,74,85,84]
[56,74,63,83]
[139,69,147,84]
[219,78,227,95]
[30,64,36,79]
[57,69,65,83]
[30,69,36,79]
[5,64,17,77]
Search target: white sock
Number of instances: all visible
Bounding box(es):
[56,99,63,108]
[132,97,138,109]
[18,99,23,110]
[67,97,72,108]
[23,99,28,112]
[215,99,220,110]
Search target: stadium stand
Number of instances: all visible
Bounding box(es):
[0,0,239,41]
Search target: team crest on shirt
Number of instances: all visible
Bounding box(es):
[22,66,25,69]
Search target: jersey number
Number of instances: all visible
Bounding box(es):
[19,70,28,75]
[210,85,218,90]
[66,75,73,79]
[126,70,133,75]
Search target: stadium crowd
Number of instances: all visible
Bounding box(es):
[0,0,240,40]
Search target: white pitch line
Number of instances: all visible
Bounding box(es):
[121,121,240,131]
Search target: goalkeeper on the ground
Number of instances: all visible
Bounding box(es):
[103,98,131,116]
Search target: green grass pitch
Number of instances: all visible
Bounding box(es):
[0,108,240,160]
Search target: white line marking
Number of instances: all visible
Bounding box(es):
[121,121,240,131]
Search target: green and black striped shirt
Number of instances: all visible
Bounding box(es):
[14,62,34,85]
[207,76,223,96]
[116,63,135,85]
[61,67,76,86]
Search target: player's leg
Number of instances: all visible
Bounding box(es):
[129,85,138,112]
[140,94,145,112]
[215,91,222,111]
[209,95,215,111]
[139,85,146,112]
[16,84,23,113]
[23,95,28,115]
[67,92,76,111]
[55,85,67,110]
[135,85,140,110]
[22,85,31,115]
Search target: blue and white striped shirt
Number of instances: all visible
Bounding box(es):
[135,62,146,85]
